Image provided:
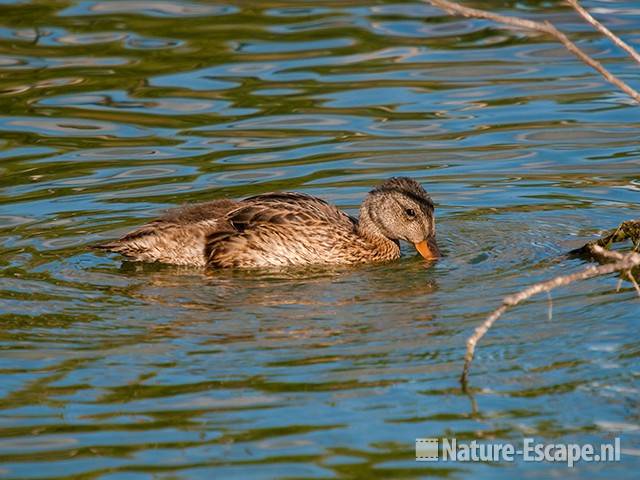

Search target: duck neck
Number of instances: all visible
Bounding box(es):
[358,199,400,259]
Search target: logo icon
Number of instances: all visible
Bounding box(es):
[416,438,439,461]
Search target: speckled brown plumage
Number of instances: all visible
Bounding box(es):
[93,177,440,269]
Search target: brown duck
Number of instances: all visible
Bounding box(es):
[94,177,441,269]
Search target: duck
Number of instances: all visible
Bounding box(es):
[93,177,441,269]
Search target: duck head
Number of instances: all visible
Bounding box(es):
[360,177,441,260]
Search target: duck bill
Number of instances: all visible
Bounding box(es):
[414,238,441,260]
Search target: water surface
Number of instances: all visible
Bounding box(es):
[0,0,639,478]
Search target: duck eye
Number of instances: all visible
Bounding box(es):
[405,208,416,218]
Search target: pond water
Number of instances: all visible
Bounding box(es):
[0,0,639,478]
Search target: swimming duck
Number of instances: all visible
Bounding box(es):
[94,177,440,269]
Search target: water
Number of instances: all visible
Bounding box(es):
[1,0,639,478]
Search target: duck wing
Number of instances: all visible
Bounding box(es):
[93,199,239,266]
[205,192,359,268]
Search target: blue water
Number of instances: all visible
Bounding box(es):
[0,0,639,478]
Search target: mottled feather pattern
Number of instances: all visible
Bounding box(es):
[95,219,221,267]
[370,177,434,212]
[93,199,240,267]
[205,194,372,268]
[93,177,438,269]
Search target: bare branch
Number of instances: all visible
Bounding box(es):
[571,219,640,256]
[626,271,640,297]
[566,0,640,66]
[425,0,640,103]
[461,245,640,387]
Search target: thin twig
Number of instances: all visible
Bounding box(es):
[460,245,640,387]
[592,247,640,296]
[566,0,640,66]
[626,271,640,296]
[425,0,640,103]
[546,291,553,321]
[589,244,625,261]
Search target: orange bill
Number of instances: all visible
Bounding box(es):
[414,238,441,260]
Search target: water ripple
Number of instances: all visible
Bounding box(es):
[1,0,639,478]
[60,1,239,18]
